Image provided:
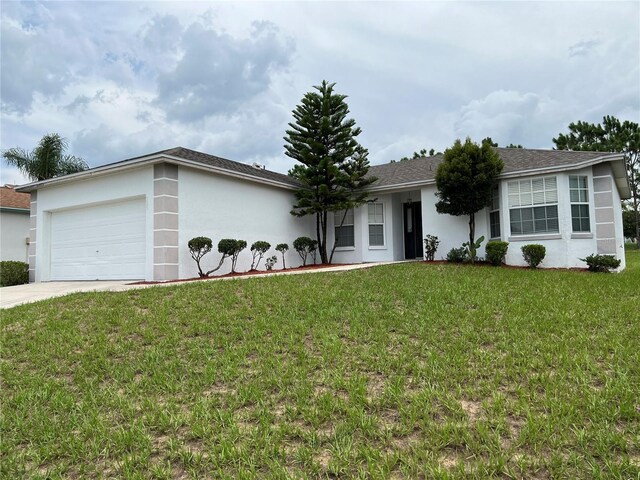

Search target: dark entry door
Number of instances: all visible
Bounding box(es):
[403,202,423,259]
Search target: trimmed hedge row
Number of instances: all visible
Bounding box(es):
[187,236,318,277]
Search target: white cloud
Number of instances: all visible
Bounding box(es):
[154,20,294,122]
[0,0,638,178]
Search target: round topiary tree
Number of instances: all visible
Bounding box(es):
[250,241,271,271]
[187,236,213,277]
[435,138,503,263]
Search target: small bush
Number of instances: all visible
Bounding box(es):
[265,255,277,271]
[446,247,467,263]
[521,244,546,268]
[580,254,621,273]
[293,236,317,266]
[276,243,289,269]
[187,236,213,277]
[218,239,247,273]
[462,235,484,264]
[423,235,440,261]
[250,241,271,270]
[485,241,509,266]
[0,261,29,287]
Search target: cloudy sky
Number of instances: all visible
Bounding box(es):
[1,1,639,185]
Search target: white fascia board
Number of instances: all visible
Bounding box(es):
[16,154,298,192]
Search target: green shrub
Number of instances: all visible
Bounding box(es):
[219,239,247,273]
[276,243,289,269]
[293,236,317,266]
[462,235,485,263]
[485,241,509,266]
[521,244,546,268]
[423,235,440,261]
[187,236,213,277]
[446,247,467,263]
[265,255,277,271]
[580,254,621,272]
[250,241,271,270]
[0,261,29,287]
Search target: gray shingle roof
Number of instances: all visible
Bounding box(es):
[16,145,622,194]
[160,147,302,187]
[368,148,618,189]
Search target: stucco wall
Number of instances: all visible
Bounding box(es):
[329,193,402,264]
[417,167,627,269]
[0,210,30,262]
[33,166,154,281]
[178,167,314,277]
[420,184,490,261]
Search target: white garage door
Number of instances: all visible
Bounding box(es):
[51,198,146,280]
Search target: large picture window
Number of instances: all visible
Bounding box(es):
[368,203,385,247]
[508,177,559,235]
[334,209,354,248]
[489,184,500,239]
[569,175,590,232]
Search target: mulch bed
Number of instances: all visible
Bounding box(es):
[129,263,349,285]
[422,260,588,272]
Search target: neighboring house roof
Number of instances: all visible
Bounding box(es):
[16,146,630,199]
[368,148,630,198]
[0,186,31,211]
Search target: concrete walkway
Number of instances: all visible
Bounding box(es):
[0,261,406,309]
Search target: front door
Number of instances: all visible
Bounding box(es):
[403,202,423,259]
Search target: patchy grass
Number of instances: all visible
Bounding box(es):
[1,251,639,479]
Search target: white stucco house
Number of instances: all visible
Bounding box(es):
[0,186,31,263]
[16,147,630,282]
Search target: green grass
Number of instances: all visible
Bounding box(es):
[2,251,639,479]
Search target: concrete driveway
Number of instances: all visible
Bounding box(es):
[0,281,141,309]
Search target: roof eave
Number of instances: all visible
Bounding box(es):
[0,206,30,213]
[16,154,299,193]
[368,153,631,196]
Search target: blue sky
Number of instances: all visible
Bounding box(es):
[1,1,639,185]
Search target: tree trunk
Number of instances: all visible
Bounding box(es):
[320,210,329,263]
[468,212,476,264]
[635,201,640,249]
[315,212,322,263]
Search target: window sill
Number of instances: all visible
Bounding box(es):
[508,234,562,242]
[571,232,593,239]
[368,246,387,250]
[334,246,356,251]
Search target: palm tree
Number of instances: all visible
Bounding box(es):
[2,134,88,182]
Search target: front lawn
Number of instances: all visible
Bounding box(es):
[1,251,639,479]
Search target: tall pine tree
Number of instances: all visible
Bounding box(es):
[284,81,376,264]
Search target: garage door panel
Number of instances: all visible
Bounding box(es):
[51,199,146,280]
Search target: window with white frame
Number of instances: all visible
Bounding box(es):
[489,184,500,239]
[368,203,384,246]
[508,176,559,235]
[334,209,354,248]
[569,175,590,232]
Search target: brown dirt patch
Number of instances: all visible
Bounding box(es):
[390,430,421,450]
[460,399,483,422]
[366,372,386,400]
[315,449,331,469]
